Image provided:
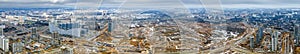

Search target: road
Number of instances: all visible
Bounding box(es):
[201,22,257,53]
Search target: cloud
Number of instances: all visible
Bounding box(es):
[0,0,299,8]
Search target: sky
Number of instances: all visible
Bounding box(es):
[0,0,300,8]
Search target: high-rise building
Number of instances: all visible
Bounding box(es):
[49,21,82,37]
[102,10,108,17]
[0,38,9,52]
[32,27,37,35]
[31,27,39,42]
[1,12,5,18]
[0,26,3,37]
[295,25,300,46]
[256,27,264,45]
[101,11,104,17]
[271,30,279,52]
[281,32,291,54]
[0,25,8,52]
[19,16,25,24]
[250,36,254,49]
[108,19,113,32]
[53,32,59,39]
[12,40,24,53]
[51,32,60,46]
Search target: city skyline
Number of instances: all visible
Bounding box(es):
[1,0,300,54]
[0,0,300,8]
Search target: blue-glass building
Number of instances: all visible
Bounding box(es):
[256,27,264,45]
[295,26,299,46]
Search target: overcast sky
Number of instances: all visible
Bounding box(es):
[0,0,299,8]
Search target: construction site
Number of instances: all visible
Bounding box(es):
[0,8,300,54]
